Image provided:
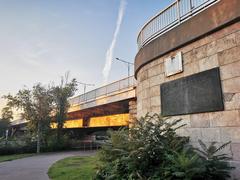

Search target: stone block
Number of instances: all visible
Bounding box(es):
[190,113,210,128]
[225,93,240,110]
[222,77,240,93]
[139,71,148,82]
[217,32,239,53]
[149,74,164,87]
[220,60,240,80]
[136,84,142,95]
[183,61,200,77]
[206,41,217,56]
[193,45,207,60]
[150,106,160,114]
[148,63,163,77]
[199,54,219,71]
[237,30,240,45]
[176,128,190,137]
[210,110,240,127]
[142,98,150,111]
[218,46,240,66]
[187,128,202,142]
[201,128,221,142]
[150,96,161,107]
[141,88,149,99]
[149,58,163,68]
[220,127,240,143]
[142,79,150,89]
[231,143,240,161]
[149,85,160,97]
[183,50,194,64]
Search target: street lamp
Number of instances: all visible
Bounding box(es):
[77,82,95,101]
[115,58,134,77]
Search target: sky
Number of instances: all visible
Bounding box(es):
[0,0,173,113]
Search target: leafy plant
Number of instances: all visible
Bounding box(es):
[195,140,234,180]
[95,113,189,179]
[95,113,234,180]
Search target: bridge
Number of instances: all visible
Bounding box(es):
[11,76,137,133]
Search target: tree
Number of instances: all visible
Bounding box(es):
[52,73,77,143]
[0,106,13,138]
[4,84,53,153]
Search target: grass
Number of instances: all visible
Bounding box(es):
[0,153,35,163]
[48,156,97,180]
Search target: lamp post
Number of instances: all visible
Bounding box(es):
[115,58,134,77]
[77,82,95,101]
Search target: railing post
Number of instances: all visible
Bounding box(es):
[176,0,181,23]
[189,0,193,14]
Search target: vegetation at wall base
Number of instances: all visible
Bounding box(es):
[95,113,234,180]
[48,156,97,180]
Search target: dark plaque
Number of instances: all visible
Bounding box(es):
[161,68,224,116]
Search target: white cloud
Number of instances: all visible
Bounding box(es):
[102,0,127,84]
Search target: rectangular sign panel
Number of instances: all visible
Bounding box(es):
[161,68,224,116]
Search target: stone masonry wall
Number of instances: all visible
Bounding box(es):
[136,22,240,178]
[129,99,137,127]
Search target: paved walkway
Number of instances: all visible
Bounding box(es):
[0,150,96,180]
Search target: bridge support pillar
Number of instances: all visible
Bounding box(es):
[129,99,137,127]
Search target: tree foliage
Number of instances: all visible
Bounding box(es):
[4,84,54,153]
[95,114,234,180]
[0,106,13,137]
[52,73,77,142]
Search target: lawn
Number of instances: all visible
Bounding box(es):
[0,153,35,163]
[48,156,97,180]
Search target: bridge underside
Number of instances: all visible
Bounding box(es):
[67,99,129,120]
[50,99,134,129]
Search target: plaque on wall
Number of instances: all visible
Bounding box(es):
[164,52,183,77]
[160,68,224,116]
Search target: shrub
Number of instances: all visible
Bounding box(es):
[42,133,71,152]
[195,140,234,180]
[95,113,234,180]
[0,138,36,155]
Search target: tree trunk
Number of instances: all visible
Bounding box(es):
[37,121,41,154]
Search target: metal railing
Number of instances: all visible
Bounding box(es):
[69,76,136,106]
[137,0,218,49]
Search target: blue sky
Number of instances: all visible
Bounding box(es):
[0,0,173,111]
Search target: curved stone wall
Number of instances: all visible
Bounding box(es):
[135,0,240,78]
[135,21,240,178]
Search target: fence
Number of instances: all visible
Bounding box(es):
[137,0,218,49]
[69,76,136,106]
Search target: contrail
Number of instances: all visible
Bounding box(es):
[102,0,127,84]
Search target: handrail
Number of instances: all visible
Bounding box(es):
[69,76,136,106]
[137,0,219,49]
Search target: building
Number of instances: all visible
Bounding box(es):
[134,0,240,178]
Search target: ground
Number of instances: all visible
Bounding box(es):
[0,150,96,180]
[48,156,97,180]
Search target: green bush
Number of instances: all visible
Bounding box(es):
[0,138,36,155]
[0,133,72,155]
[95,114,234,180]
[42,133,71,152]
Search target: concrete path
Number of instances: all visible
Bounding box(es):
[0,150,96,180]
